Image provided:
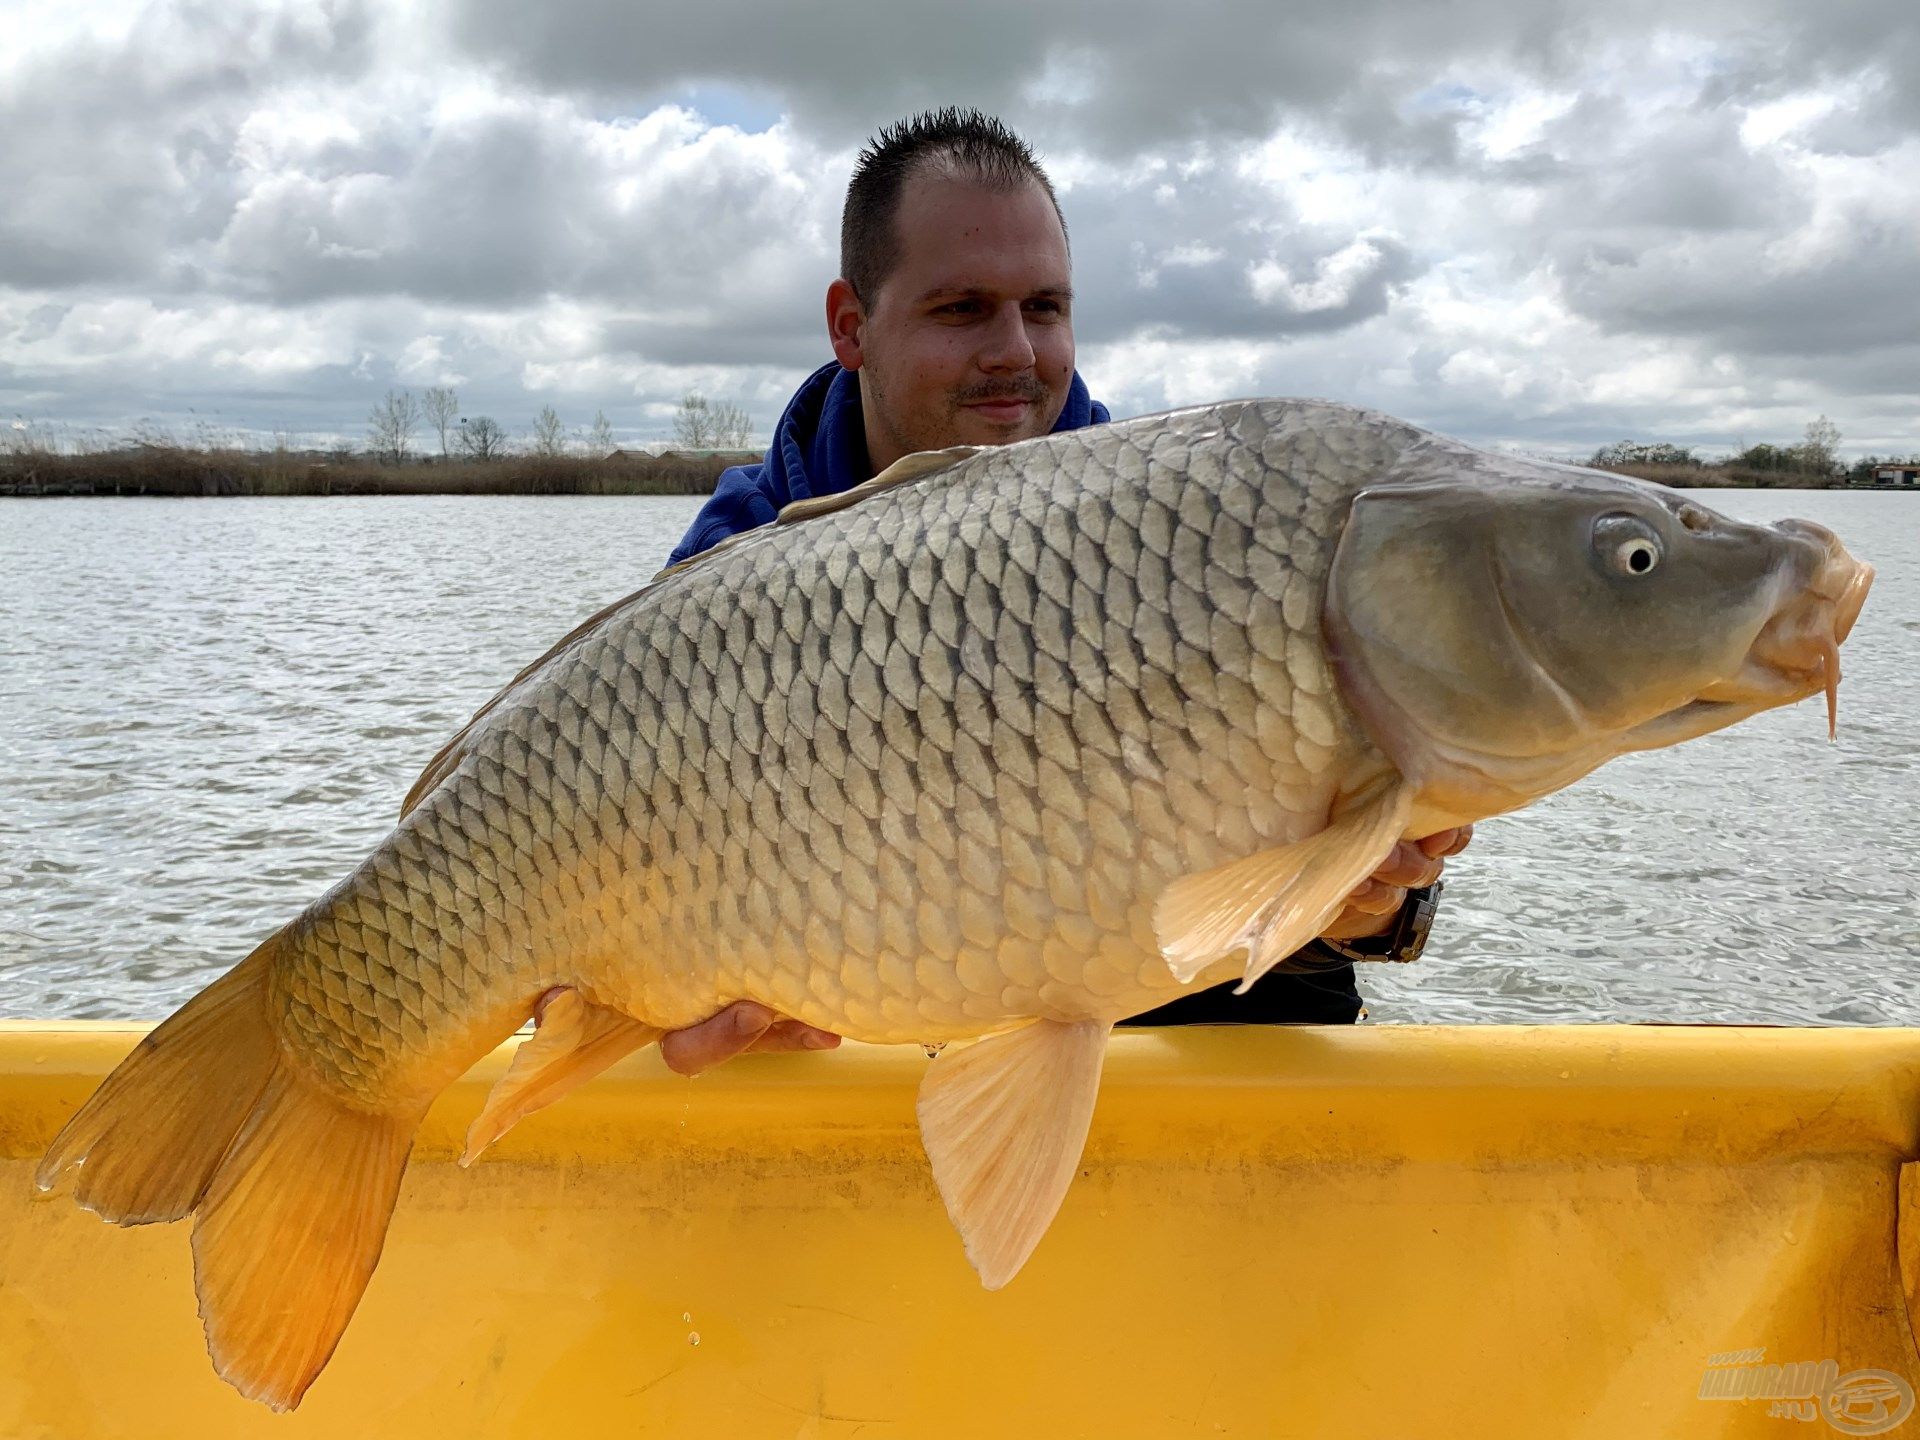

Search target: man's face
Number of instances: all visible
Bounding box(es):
[829,169,1074,474]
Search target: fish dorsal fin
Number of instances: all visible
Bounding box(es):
[398,582,654,819]
[649,446,977,588]
[774,444,981,527]
[1154,779,1414,991]
[916,1016,1110,1290]
[402,444,979,819]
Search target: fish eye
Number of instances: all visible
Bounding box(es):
[1592,514,1663,578]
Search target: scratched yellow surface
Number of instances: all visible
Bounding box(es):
[5,1023,1920,1439]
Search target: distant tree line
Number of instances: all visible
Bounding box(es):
[2,386,763,497]
[365,387,754,465]
[1590,416,1918,488]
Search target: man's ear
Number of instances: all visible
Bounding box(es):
[826,278,867,371]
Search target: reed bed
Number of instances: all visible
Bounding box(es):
[0,447,752,498]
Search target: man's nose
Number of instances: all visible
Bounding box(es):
[978,302,1036,371]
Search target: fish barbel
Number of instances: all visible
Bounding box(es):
[37,399,1873,1408]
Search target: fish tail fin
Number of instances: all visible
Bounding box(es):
[37,924,425,1411]
[35,935,282,1224]
[192,1065,422,1411]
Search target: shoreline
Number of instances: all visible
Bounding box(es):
[0,450,751,499]
[1,450,1902,497]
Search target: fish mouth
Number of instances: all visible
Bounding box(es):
[1626,528,1874,750]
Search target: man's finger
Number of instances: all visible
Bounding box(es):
[1320,889,1404,940]
[659,1000,774,1077]
[1415,825,1475,859]
[1370,842,1444,891]
[1343,878,1407,916]
[745,1019,843,1055]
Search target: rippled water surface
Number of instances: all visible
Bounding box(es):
[1,490,1914,1023]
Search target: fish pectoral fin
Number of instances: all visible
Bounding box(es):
[916,1017,1110,1291]
[459,988,662,1166]
[1154,780,1414,992]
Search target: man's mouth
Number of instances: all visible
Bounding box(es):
[963,398,1034,424]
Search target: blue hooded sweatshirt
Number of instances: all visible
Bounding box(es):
[666,361,1111,566]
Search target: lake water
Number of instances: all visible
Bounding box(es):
[1,489,1914,1025]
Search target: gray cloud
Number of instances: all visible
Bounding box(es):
[0,1,371,288]
[445,0,1920,158]
[1557,219,1920,355]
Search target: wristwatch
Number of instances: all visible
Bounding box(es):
[1314,879,1446,967]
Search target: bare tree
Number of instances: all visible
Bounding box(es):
[423,386,459,458]
[1802,415,1842,475]
[711,400,754,449]
[531,404,567,457]
[672,391,753,450]
[367,389,421,465]
[458,415,506,461]
[672,391,715,450]
[587,409,615,458]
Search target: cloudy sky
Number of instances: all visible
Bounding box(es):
[3,0,1917,457]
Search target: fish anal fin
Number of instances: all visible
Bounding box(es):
[916,1017,1110,1290]
[459,988,661,1166]
[1154,781,1414,991]
[191,1066,423,1411]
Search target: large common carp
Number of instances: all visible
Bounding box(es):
[38,399,1872,1409]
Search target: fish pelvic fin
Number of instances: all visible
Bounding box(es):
[916,1017,1110,1291]
[37,922,429,1412]
[192,1066,424,1411]
[460,987,662,1166]
[1154,780,1415,992]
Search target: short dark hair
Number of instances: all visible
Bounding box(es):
[840,108,1067,309]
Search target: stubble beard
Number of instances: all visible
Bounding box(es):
[862,353,1058,470]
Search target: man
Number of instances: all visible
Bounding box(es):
[656,110,1469,1076]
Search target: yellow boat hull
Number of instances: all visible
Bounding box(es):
[5,1022,1920,1438]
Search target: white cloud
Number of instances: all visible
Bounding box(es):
[0,0,1914,460]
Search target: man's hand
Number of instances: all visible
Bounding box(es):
[1318,825,1473,943]
[658,1000,841,1077]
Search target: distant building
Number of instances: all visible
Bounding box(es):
[1872,463,1920,486]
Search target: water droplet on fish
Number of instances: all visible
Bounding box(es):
[688,1331,701,1347]
[922,1042,946,1059]
[682,1312,691,1324]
